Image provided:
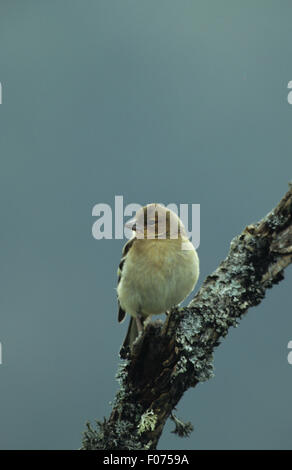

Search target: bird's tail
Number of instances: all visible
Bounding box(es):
[120,316,139,358]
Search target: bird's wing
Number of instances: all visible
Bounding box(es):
[117,237,136,323]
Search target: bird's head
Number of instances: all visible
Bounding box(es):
[125,203,186,240]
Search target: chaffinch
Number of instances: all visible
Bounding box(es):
[117,203,199,353]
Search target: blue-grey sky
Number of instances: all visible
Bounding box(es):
[0,0,291,449]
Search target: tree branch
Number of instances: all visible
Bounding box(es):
[82,184,292,450]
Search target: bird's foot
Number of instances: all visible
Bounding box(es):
[135,314,144,334]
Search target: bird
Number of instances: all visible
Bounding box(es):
[117,203,199,354]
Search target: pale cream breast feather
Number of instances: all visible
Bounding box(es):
[117,237,199,318]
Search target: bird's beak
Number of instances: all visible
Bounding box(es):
[125,217,137,231]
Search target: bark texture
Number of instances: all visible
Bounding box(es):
[82,185,292,450]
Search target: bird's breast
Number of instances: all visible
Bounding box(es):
[117,239,199,318]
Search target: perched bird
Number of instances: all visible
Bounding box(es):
[117,203,199,354]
